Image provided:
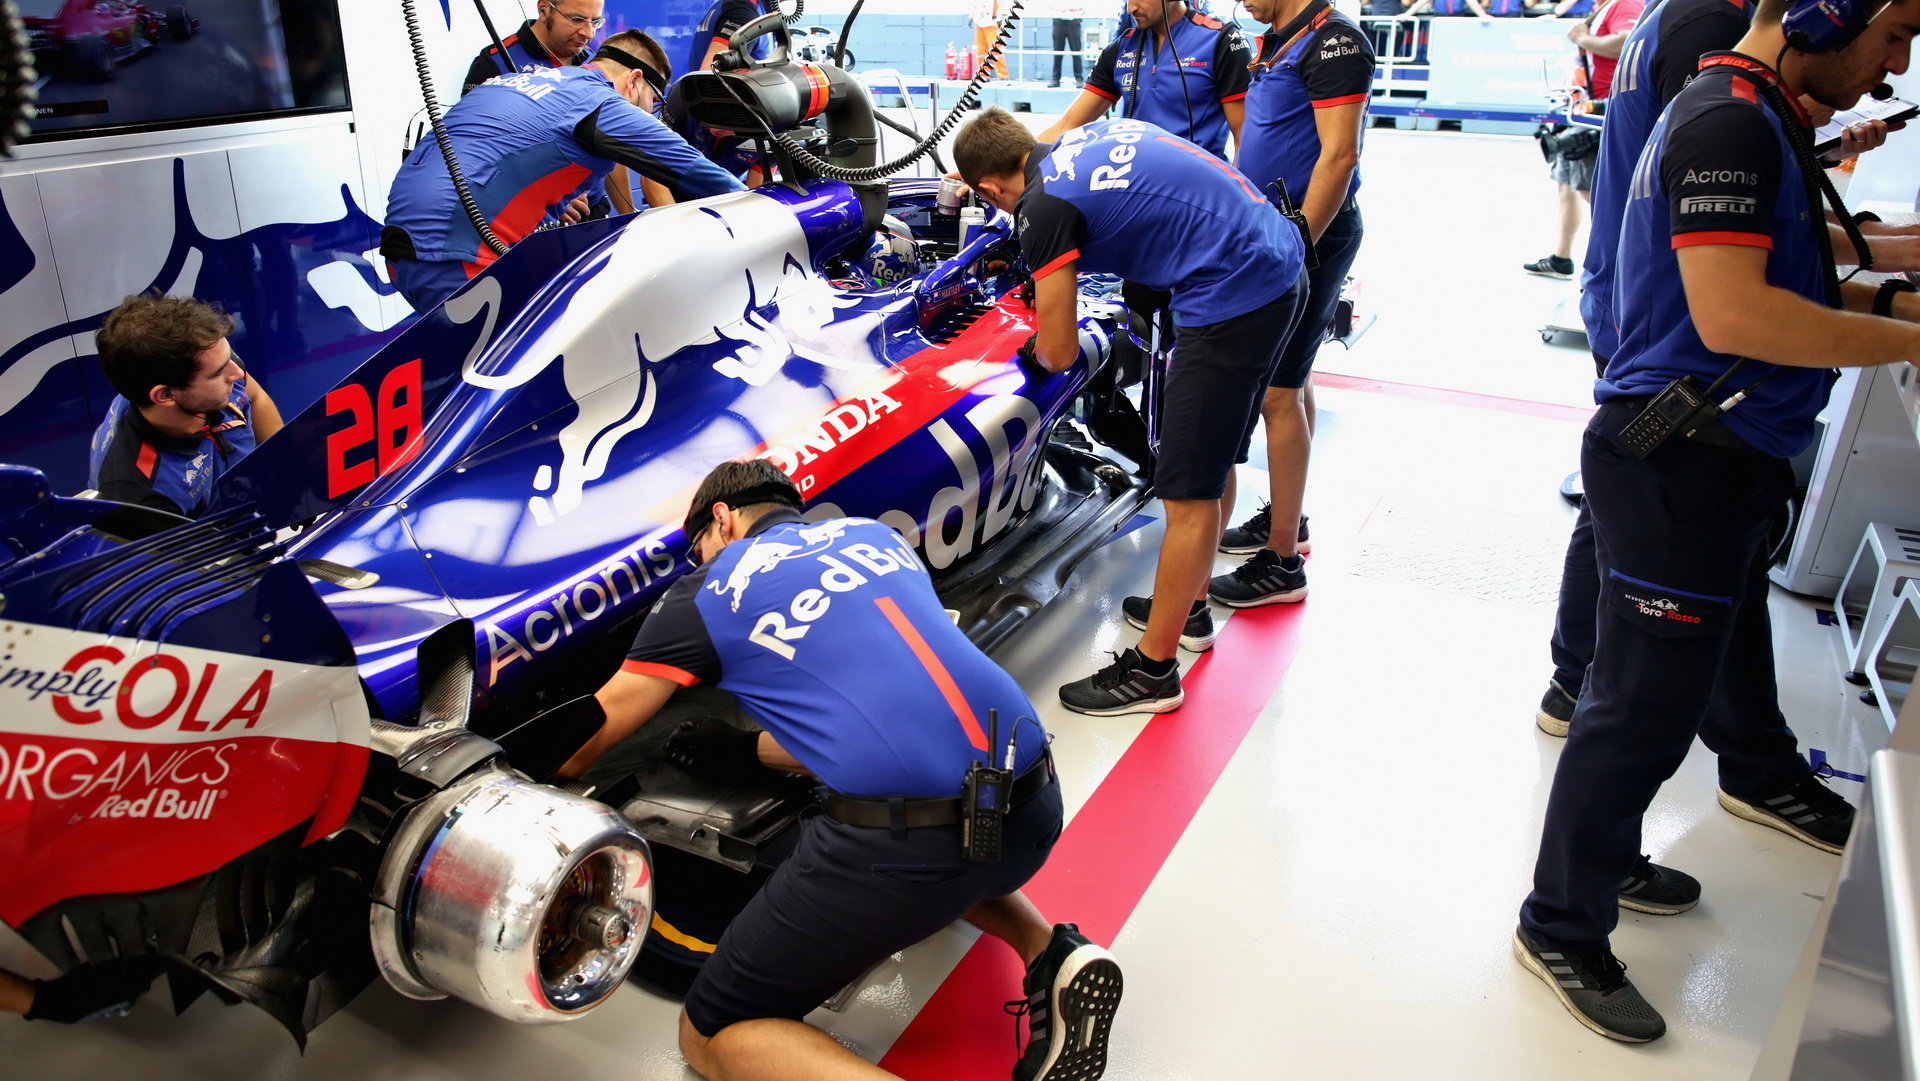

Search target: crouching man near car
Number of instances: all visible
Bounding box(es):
[555,460,1123,1081]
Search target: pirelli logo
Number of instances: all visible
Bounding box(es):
[1680,195,1758,215]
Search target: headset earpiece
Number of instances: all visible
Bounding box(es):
[1783,0,1881,53]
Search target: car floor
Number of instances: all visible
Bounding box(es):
[1,129,1888,1080]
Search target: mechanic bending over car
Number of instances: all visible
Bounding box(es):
[955,106,1306,716]
[380,31,743,314]
[86,293,284,519]
[462,5,677,215]
[553,460,1123,1081]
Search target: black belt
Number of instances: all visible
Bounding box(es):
[1604,396,1756,453]
[823,750,1054,829]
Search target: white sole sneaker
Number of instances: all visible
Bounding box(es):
[1027,946,1124,1081]
[1060,689,1185,717]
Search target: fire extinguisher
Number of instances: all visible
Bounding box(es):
[945,41,958,80]
[959,47,976,81]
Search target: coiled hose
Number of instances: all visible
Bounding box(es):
[402,0,507,257]
[0,0,33,158]
[772,0,1023,183]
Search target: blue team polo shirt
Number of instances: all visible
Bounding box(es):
[1581,0,1755,361]
[1237,2,1374,210]
[1604,54,1835,458]
[624,510,1046,798]
[88,380,257,517]
[1085,12,1252,158]
[1015,118,1305,327]
[384,66,741,270]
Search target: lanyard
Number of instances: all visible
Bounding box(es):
[1696,52,1814,128]
[1252,1,1332,73]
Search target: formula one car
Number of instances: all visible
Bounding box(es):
[0,14,1156,1041]
[21,0,195,82]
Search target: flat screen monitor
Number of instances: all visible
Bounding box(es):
[21,0,349,140]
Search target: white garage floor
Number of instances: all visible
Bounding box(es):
[1,128,1891,1080]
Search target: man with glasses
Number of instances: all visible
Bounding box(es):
[554,460,1124,1081]
[86,293,284,519]
[382,32,744,313]
[463,0,604,95]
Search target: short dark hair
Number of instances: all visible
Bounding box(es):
[1754,0,1788,24]
[954,106,1038,191]
[95,293,233,403]
[598,28,670,83]
[683,460,803,538]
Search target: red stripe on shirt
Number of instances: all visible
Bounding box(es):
[1153,135,1263,202]
[873,596,989,752]
[1032,249,1080,281]
[135,442,158,479]
[1313,93,1370,108]
[1220,91,1248,103]
[471,162,595,267]
[1085,84,1120,103]
[1673,231,1773,250]
[1730,79,1757,103]
[619,659,701,686]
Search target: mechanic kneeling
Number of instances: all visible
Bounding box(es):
[556,460,1123,1081]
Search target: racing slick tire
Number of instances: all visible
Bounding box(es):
[166,6,190,41]
[69,34,111,81]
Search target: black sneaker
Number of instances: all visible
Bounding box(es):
[1008,924,1123,1081]
[1120,595,1216,652]
[1512,926,1666,1043]
[1208,549,1307,607]
[1536,680,1576,738]
[1523,254,1575,279]
[1718,775,1855,854]
[1218,505,1311,556]
[1059,649,1183,716]
[1617,856,1700,915]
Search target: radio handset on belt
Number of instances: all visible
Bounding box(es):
[1267,179,1319,271]
[1615,361,1781,459]
[963,709,1012,863]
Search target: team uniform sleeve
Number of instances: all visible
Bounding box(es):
[573,102,748,200]
[1301,22,1376,107]
[1017,185,1088,282]
[624,573,722,686]
[714,0,763,43]
[1086,37,1124,101]
[1660,100,1782,249]
[1213,24,1253,102]
[1653,14,1747,105]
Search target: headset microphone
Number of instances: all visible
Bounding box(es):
[1872,82,1896,100]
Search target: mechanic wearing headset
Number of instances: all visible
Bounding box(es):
[955,107,1306,715]
[1204,0,1374,612]
[554,459,1122,1081]
[1514,0,1920,1042]
[86,294,284,519]
[381,33,741,314]
[680,0,779,184]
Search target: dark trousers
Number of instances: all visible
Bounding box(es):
[1547,350,1614,695]
[1520,403,1812,951]
[1052,19,1085,83]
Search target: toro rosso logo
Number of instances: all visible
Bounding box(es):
[1621,590,1704,625]
[707,520,854,612]
[0,645,274,731]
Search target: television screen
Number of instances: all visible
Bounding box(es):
[21,0,348,140]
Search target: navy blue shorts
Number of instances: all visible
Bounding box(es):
[1268,203,1364,389]
[1154,283,1306,501]
[389,257,473,314]
[681,777,1064,1038]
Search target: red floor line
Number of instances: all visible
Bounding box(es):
[1315,371,1596,423]
[876,603,1310,1079]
